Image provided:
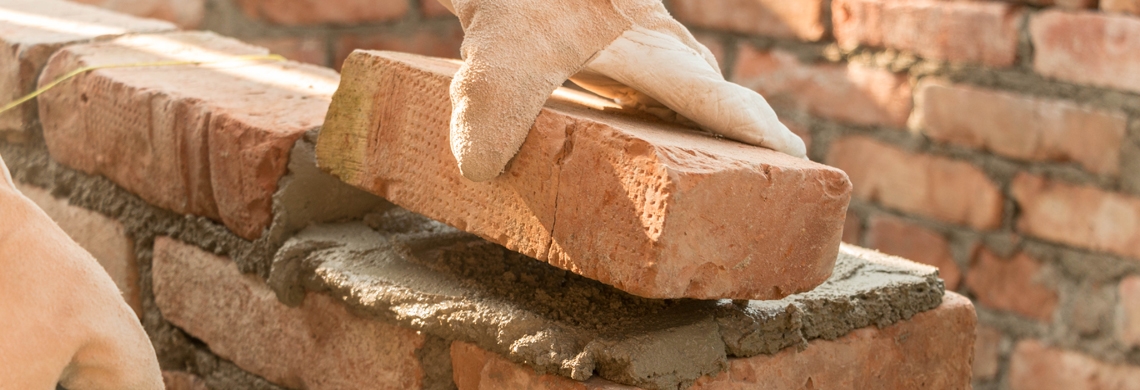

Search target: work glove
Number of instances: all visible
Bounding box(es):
[437,0,807,182]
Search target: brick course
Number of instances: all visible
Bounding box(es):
[668,0,828,41]
[1116,276,1140,347]
[1030,10,1140,94]
[866,215,962,290]
[973,325,1003,381]
[966,248,1058,322]
[1010,340,1140,390]
[1011,174,1140,260]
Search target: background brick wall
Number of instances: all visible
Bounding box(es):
[66,0,1140,388]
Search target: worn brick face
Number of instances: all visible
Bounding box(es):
[866,215,961,290]
[70,0,205,29]
[235,0,409,26]
[1030,10,1140,94]
[827,136,1005,230]
[1010,340,1140,390]
[153,237,425,390]
[966,248,1058,322]
[914,81,1127,176]
[668,0,828,41]
[833,0,1022,67]
[1011,174,1140,260]
[732,46,912,128]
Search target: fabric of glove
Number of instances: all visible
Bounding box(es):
[437,0,807,182]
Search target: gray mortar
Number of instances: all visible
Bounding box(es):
[269,210,945,390]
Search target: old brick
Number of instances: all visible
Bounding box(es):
[669,0,828,41]
[451,342,632,390]
[153,237,425,390]
[1102,0,1140,15]
[318,51,852,300]
[966,248,1058,322]
[1030,10,1140,94]
[69,0,205,29]
[827,136,1005,230]
[1011,174,1140,260]
[15,182,140,317]
[38,32,338,240]
[0,0,173,138]
[249,36,329,66]
[1116,276,1140,347]
[1010,340,1140,390]
[333,23,463,70]
[833,0,1022,67]
[162,371,208,390]
[732,46,912,128]
[235,0,409,26]
[422,0,453,17]
[914,81,1127,176]
[973,325,1003,381]
[866,215,962,290]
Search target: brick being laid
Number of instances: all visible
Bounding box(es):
[316,51,852,300]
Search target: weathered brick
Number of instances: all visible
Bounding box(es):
[422,0,453,17]
[833,0,1022,67]
[827,136,1005,230]
[1102,0,1140,15]
[974,325,1003,381]
[669,0,828,41]
[1116,276,1140,347]
[318,51,852,300]
[70,0,205,29]
[966,248,1058,322]
[1010,340,1140,390]
[914,81,1127,176]
[0,0,173,138]
[333,23,463,70]
[235,0,409,26]
[153,237,425,390]
[249,36,329,67]
[15,182,140,317]
[1030,10,1140,94]
[732,46,912,128]
[38,32,338,240]
[1011,174,1140,260]
[451,342,631,390]
[162,371,208,390]
[866,215,961,290]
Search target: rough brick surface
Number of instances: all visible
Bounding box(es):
[833,0,1022,67]
[827,136,1005,230]
[1010,340,1140,390]
[669,0,828,41]
[235,0,409,26]
[70,0,205,29]
[1116,276,1140,347]
[153,237,425,390]
[973,325,1003,381]
[38,31,339,240]
[318,51,852,300]
[966,248,1058,322]
[0,0,173,137]
[162,371,208,390]
[15,182,141,316]
[1030,10,1140,94]
[334,23,463,69]
[866,215,961,290]
[914,81,1127,176]
[732,46,912,128]
[451,342,632,390]
[1102,0,1140,14]
[1011,174,1140,260]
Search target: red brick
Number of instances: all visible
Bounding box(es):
[1011,174,1140,260]
[843,211,862,244]
[162,371,208,390]
[915,81,1127,176]
[867,215,962,290]
[451,342,632,390]
[732,46,912,128]
[1030,10,1140,94]
[153,237,425,390]
[38,32,338,240]
[1116,276,1140,347]
[333,23,464,70]
[235,0,409,26]
[248,36,329,67]
[669,0,828,41]
[966,248,1058,322]
[827,136,1005,230]
[834,0,1022,67]
[1010,340,1140,390]
[319,51,852,300]
[973,325,1003,381]
[1102,0,1140,15]
[70,0,205,29]
[0,0,173,138]
[422,0,454,17]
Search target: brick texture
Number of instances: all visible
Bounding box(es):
[668,0,828,41]
[38,32,338,240]
[914,81,1127,176]
[827,136,1005,230]
[15,183,141,316]
[732,46,912,128]
[1116,276,1140,347]
[1011,174,1140,260]
[1010,340,1140,390]
[1030,10,1140,94]
[318,51,852,300]
[152,237,425,390]
[70,0,205,29]
[973,325,1003,381]
[866,215,962,291]
[833,0,1022,67]
[235,0,409,26]
[1102,0,1140,14]
[966,248,1058,322]
[0,0,173,137]
[333,23,464,69]
[451,342,631,390]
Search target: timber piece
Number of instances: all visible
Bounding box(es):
[317,50,852,300]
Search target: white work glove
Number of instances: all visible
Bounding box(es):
[437,0,807,182]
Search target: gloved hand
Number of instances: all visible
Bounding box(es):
[436,0,808,182]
